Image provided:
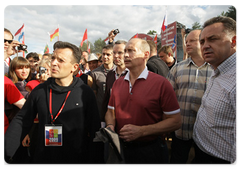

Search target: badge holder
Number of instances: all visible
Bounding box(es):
[45,124,63,146]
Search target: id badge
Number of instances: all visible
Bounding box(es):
[45,124,63,146]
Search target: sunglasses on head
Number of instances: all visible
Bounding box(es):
[4,39,13,44]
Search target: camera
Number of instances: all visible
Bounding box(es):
[113,29,120,35]
[185,28,192,34]
[39,66,47,76]
[17,44,27,51]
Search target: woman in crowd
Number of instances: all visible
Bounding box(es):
[7,57,31,122]
[7,56,31,162]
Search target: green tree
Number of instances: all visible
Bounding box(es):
[92,38,106,53]
[79,41,91,51]
[192,21,202,30]
[221,6,236,21]
[221,11,226,16]
[147,30,157,35]
[79,41,94,53]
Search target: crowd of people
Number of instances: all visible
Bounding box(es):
[4,16,236,164]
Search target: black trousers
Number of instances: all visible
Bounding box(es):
[122,138,169,164]
[194,143,230,164]
[170,133,194,163]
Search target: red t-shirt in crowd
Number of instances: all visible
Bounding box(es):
[26,79,41,91]
[4,76,24,133]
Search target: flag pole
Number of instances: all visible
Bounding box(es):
[23,23,25,58]
[165,6,168,46]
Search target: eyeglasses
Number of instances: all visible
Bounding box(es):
[4,39,13,44]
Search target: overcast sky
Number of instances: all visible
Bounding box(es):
[3,3,234,54]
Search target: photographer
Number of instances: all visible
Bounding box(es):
[26,52,40,80]
[25,58,51,92]
[4,28,25,76]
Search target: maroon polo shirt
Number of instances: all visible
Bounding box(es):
[108,68,180,141]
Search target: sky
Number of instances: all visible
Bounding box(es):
[2,3,234,55]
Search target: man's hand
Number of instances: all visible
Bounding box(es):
[119,124,143,142]
[181,28,186,37]
[36,72,50,83]
[108,29,117,43]
[6,40,21,55]
[106,124,115,132]
[22,134,30,147]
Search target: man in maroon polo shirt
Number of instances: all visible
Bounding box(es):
[105,38,181,163]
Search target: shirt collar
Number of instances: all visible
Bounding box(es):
[216,52,236,75]
[124,66,149,81]
[187,57,209,68]
[113,66,129,74]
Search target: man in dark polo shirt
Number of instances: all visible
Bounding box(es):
[102,40,128,119]
[105,38,181,163]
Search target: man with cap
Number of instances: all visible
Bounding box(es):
[86,53,99,75]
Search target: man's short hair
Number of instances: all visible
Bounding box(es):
[147,40,157,55]
[4,28,14,39]
[115,40,127,45]
[158,46,173,56]
[26,52,40,61]
[82,50,89,54]
[102,44,113,51]
[53,41,82,63]
[203,16,236,36]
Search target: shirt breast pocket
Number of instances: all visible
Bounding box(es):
[210,93,230,126]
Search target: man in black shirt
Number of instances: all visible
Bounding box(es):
[5,41,103,163]
[146,40,169,77]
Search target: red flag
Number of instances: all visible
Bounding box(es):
[161,14,167,32]
[48,27,59,42]
[14,24,24,36]
[104,37,109,44]
[133,33,138,38]
[154,34,157,44]
[15,24,26,57]
[76,67,83,77]
[80,29,88,47]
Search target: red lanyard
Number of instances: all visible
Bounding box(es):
[49,88,71,124]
